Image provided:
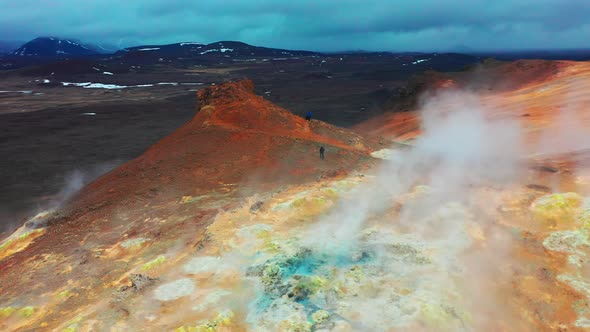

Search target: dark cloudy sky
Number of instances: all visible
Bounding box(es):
[1,0,589,51]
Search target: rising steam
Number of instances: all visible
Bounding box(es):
[9,161,121,231]
[306,90,524,248]
[298,89,528,330]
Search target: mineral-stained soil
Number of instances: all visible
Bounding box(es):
[1,73,590,331]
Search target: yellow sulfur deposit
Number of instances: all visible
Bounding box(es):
[141,255,166,271]
[321,187,340,199]
[0,306,35,320]
[176,310,235,332]
[0,229,45,260]
[256,230,281,254]
[530,192,583,225]
[180,196,194,204]
[16,306,35,318]
[0,307,17,318]
[578,209,590,231]
[278,319,312,332]
[311,309,330,324]
[57,290,72,300]
[345,266,364,282]
[290,276,328,300]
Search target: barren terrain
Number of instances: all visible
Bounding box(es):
[1,58,590,330]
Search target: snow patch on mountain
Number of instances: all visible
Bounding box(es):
[412,59,429,64]
[199,48,234,55]
[180,42,202,46]
[61,81,202,89]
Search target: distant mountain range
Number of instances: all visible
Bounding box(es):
[1,36,589,70]
[9,37,106,57]
[112,41,320,64]
[118,41,318,57]
[5,37,320,59]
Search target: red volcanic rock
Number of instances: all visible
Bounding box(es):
[196,79,255,106]
[68,79,378,211]
[192,79,305,133]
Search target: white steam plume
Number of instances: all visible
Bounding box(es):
[305,90,524,251]
[301,89,526,330]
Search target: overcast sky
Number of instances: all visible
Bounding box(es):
[1,0,589,51]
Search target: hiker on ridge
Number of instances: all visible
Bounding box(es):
[305,111,312,121]
[319,146,325,160]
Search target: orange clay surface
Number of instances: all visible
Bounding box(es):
[355,60,590,146]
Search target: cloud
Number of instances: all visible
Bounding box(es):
[1,0,589,51]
